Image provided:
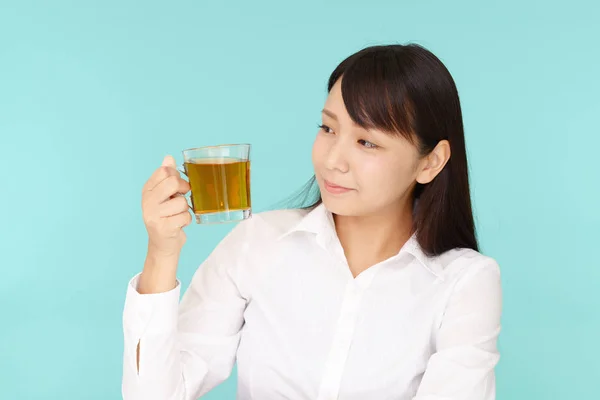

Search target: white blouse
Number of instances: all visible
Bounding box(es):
[122,203,502,400]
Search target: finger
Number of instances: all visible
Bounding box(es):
[162,155,177,168]
[143,166,176,192]
[166,210,193,229]
[150,175,191,204]
[159,155,181,188]
[143,156,180,192]
[158,196,190,217]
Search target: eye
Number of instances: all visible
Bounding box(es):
[358,139,378,149]
[317,123,334,134]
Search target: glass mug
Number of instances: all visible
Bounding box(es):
[177,144,252,224]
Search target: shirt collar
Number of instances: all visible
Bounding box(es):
[278,202,332,239]
[278,203,444,280]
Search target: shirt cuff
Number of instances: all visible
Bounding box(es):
[123,272,182,339]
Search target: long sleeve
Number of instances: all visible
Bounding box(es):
[413,259,503,400]
[122,219,253,400]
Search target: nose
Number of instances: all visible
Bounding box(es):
[324,138,349,173]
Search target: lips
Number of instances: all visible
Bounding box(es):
[323,179,353,194]
[325,180,350,189]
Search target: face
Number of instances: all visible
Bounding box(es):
[312,78,429,218]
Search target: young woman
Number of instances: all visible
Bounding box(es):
[122,43,502,400]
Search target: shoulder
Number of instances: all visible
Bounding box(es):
[254,207,310,231]
[436,247,501,285]
[229,207,310,241]
[200,208,310,274]
[428,248,503,324]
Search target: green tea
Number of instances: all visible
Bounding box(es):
[184,158,251,214]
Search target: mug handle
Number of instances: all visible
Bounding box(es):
[176,165,194,212]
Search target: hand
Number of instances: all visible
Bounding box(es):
[141,155,192,260]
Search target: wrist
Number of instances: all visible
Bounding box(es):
[139,252,179,294]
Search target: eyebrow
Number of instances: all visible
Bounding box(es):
[321,109,338,121]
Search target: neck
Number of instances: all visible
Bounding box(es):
[333,202,414,277]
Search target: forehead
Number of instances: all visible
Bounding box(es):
[322,80,355,125]
[321,81,418,153]
[324,79,344,108]
[322,78,417,146]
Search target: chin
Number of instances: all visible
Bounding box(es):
[320,193,363,217]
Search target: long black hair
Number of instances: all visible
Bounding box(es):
[285,43,478,257]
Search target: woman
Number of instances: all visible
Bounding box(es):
[122,44,502,400]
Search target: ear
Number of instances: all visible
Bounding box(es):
[416,140,451,184]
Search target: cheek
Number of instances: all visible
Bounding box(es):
[311,134,326,166]
[353,157,385,183]
[356,157,410,194]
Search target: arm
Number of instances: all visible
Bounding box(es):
[413,259,503,400]
[121,219,253,400]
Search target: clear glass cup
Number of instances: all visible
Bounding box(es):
[177,144,251,224]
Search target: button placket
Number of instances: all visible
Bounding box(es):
[316,281,365,400]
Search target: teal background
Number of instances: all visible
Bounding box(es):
[1,0,599,399]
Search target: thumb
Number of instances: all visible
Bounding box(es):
[161,155,177,168]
